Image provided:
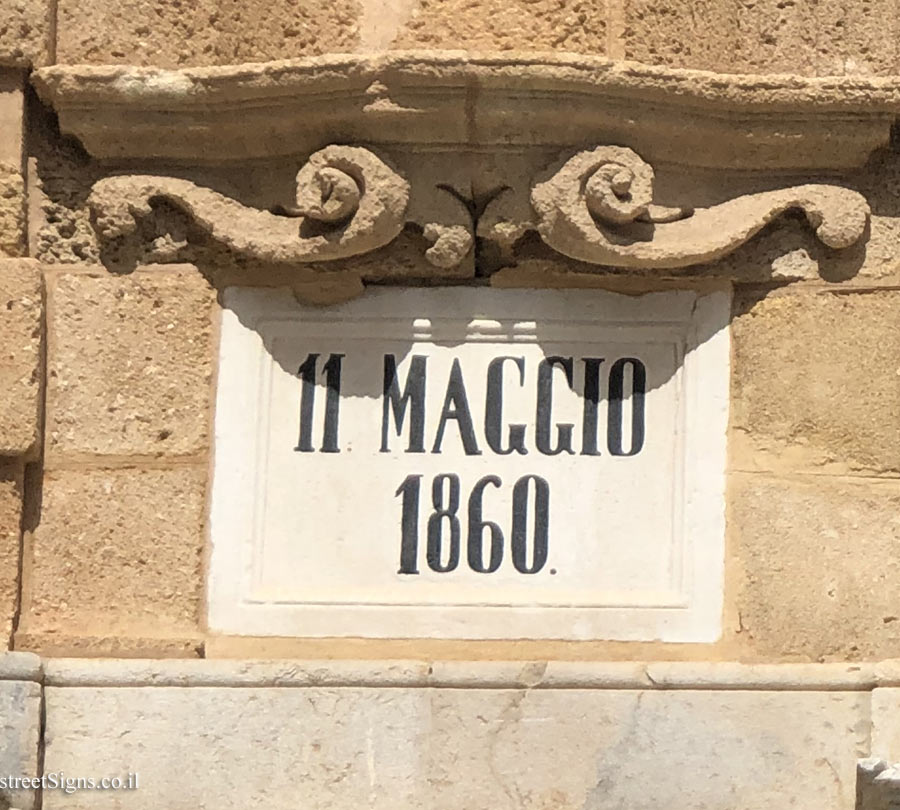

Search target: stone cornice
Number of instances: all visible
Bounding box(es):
[32,52,900,170]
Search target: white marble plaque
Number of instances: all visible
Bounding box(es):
[208,287,730,641]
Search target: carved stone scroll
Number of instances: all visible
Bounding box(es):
[530,146,870,269]
[89,145,411,263]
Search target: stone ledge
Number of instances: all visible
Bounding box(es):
[31,52,900,169]
[0,651,42,682]
[41,658,885,690]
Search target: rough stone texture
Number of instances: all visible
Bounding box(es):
[46,268,215,459]
[731,474,900,661]
[42,685,866,810]
[0,0,52,68]
[393,0,607,51]
[0,72,25,258]
[20,466,207,639]
[0,464,22,647]
[14,632,203,658]
[731,290,900,476]
[622,0,898,76]
[0,678,40,810]
[56,0,359,67]
[857,759,900,810]
[0,259,42,457]
[0,162,24,257]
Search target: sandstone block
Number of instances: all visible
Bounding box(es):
[621,0,743,73]
[0,163,24,257]
[46,268,215,459]
[393,0,606,51]
[0,678,41,810]
[731,473,900,661]
[0,463,22,646]
[56,0,359,67]
[0,0,52,67]
[622,0,896,76]
[0,259,42,456]
[731,289,900,476]
[0,73,24,257]
[14,632,203,658]
[42,681,865,810]
[20,466,206,638]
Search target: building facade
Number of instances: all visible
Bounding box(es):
[1,1,900,808]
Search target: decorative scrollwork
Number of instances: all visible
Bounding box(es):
[88,145,411,263]
[530,146,870,269]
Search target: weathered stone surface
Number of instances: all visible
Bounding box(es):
[38,657,881,690]
[0,259,42,456]
[621,0,748,72]
[46,268,214,459]
[0,677,40,810]
[731,290,900,475]
[732,474,900,661]
[14,632,203,659]
[56,0,359,67]
[528,145,868,269]
[393,0,606,51]
[87,146,420,267]
[0,73,25,257]
[42,683,865,810]
[34,56,897,171]
[0,162,24,257]
[0,463,22,647]
[622,0,897,76]
[0,0,52,67]
[20,467,206,638]
[857,759,900,810]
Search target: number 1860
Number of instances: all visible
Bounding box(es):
[395,473,550,575]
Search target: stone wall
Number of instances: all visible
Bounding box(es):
[2,2,900,808]
[6,0,900,74]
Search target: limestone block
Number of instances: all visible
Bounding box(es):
[731,474,900,661]
[0,0,52,68]
[622,0,897,76]
[731,290,900,476]
[0,259,42,456]
[871,689,900,761]
[0,676,41,810]
[46,268,215,459]
[42,681,866,810]
[392,0,606,51]
[0,463,22,646]
[20,466,206,638]
[56,0,359,67]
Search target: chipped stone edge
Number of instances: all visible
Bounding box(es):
[32,51,900,110]
[40,659,887,690]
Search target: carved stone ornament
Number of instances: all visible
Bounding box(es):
[32,54,891,279]
[88,144,474,269]
[529,146,871,269]
[90,146,412,263]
